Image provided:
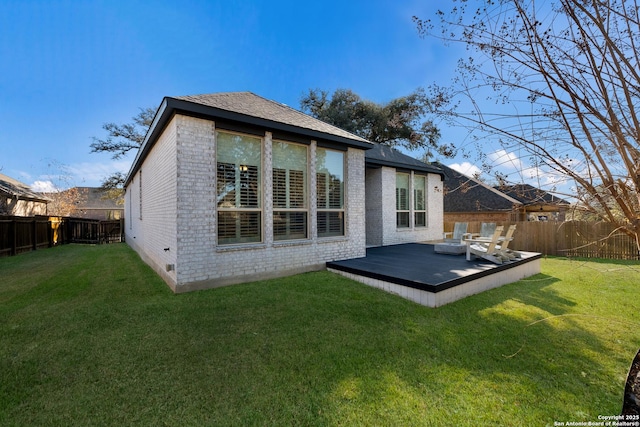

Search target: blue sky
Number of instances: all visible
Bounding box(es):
[1,0,486,191]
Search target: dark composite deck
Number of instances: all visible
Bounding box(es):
[327,243,541,294]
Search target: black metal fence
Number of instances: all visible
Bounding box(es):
[0,216,124,257]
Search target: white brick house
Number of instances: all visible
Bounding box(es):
[124,92,444,292]
[365,144,444,246]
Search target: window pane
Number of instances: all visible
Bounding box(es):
[415,212,426,227]
[397,212,410,228]
[396,173,409,211]
[216,131,263,245]
[216,131,261,209]
[272,141,308,241]
[317,148,345,237]
[218,212,261,245]
[414,175,426,210]
[273,211,307,240]
[217,132,262,166]
[272,141,307,209]
[316,172,344,209]
[317,149,344,209]
[317,212,344,238]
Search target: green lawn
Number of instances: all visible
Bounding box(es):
[1,244,639,426]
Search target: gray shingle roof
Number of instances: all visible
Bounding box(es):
[126,92,373,186]
[174,92,371,144]
[365,144,443,175]
[74,187,123,209]
[496,184,570,206]
[436,163,521,212]
[0,173,49,202]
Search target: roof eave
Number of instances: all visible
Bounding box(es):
[125,97,373,187]
[366,158,444,178]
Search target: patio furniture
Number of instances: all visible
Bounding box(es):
[465,222,497,239]
[443,222,469,243]
[479,222,497,238]
[465,225,512,264]
[435,222,469,254]
[496,224,521,260]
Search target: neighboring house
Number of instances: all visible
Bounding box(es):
[124,91,373,292]
[58,187,123,220]
[365,144,444,246]
[0,173,49,216]
[437,163,523,223]
[496,184,571,221]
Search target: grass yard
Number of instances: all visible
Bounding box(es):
[1,244,639,426]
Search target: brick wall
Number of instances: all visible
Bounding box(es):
[373,166,443,246]
[175,116,216,285]
[125,117,178,287]
[365,167,383,246]
[127,114,367,292]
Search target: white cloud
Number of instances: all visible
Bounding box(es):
[31,180,57,192]
[488,149,523,170]
[448,162,482,178]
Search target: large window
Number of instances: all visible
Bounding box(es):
[273,141,308,241]
[316,148,344,237]
[216,131,262,245]
[396,173,410,228]
[414,175,427,227]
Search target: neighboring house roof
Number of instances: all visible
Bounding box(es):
[365,144,444,177]
[0,173,49,203]
[496,184,570,207]
[436,163,522,212]
[126,92,373,186]
[74,187,123,210]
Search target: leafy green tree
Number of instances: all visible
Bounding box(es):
[414,0,640,249]
[300,88,451,157]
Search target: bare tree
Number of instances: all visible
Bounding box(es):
[90,107,155,189]
[414,0,640,250]
[46,187,87,217]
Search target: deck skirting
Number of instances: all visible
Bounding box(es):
[327,243,541,307]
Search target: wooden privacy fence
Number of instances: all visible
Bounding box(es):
[0,216,124,257]
[444,221,640,260]
[0,216,53,257]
